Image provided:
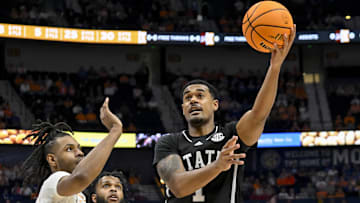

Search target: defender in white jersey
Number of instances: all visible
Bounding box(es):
[154,25,296,203]
[23,97,122,203]
[36,171,86,203]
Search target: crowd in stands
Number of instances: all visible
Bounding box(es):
[2,0,359,33]
[326,70,360,131]
[0,96,21,129]
[6,62,312,133]
[0,163,33,202]
[328,86,360,131]
[166,66,310,132]
[7,64,163,132]
[242,165,360,201]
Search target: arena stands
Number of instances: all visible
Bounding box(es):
[0,163,34,202]
[0,96,21,129]
[326,67,360,130]
[7,67,163,132]
[241,165,360,202]
[1,0,359,32]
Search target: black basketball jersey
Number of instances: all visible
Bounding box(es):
[153,121,251,203]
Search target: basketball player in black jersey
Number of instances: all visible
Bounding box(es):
[153,25,296,203]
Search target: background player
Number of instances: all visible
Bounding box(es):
[22,97,122,202]
[153,25,296,203]
[89,171,129,203]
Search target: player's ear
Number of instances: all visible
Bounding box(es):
[213,99,219,111]
[46,153,57,169]
[91,193,97,202]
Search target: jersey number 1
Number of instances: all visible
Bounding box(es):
[192,188,205,202]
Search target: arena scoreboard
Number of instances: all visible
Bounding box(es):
[1,23,360,46]
[0,23,147,44]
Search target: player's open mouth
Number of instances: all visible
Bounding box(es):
[108,195,118,201]
[189,107,202,114]
[190,110,202,116]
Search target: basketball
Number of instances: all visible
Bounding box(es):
[242,1,294,53]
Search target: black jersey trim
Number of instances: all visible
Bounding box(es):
[182,126,219,143]
[182,130,193,143]
[206,126,219,140]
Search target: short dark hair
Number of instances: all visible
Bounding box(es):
[89,171,129,202]
[181,79,219,100]
[22,121,73,191]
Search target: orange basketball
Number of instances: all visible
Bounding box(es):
[242,1,293,53]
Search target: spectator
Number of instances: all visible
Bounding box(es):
[278,188,290,200]
[19,184,32,197]
[344,111,356,129]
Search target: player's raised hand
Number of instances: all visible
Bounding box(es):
[270,24,296,70]
[100,97,123,134]
[214,136,246,172]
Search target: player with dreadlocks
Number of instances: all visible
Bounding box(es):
[22,97,122,203]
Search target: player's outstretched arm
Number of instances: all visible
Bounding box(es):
[57,97,123,196]
[157,136,245,198]
[236,25,296,146]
